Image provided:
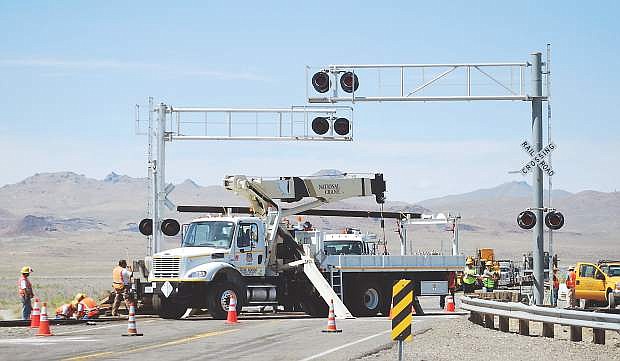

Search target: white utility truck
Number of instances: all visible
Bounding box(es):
[139,173,464,319]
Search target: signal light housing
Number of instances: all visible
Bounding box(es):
[333,118,350,136]
[139,218,153,236]
[311,117,330,135]
[545,211,564,230]
[340,71,359,93]
[161,218,180,236]
[517,210,536,230]
[312,71,331,93]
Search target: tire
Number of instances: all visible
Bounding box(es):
[349,281,385,317]
[152,295,187,319]
[207,282,242,320]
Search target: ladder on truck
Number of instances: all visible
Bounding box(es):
[330,268,344,300]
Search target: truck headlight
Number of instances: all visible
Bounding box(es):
[188,271,207,278]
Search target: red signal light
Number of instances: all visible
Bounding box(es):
[312,72,331,93]
[340,71,359,93]
[333,117,350,136]
[311,117,330,135]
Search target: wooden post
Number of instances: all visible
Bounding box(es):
[469,311,483,326]
[592,328,605,345]
[569,326,582,342]
[542,322,554,338]
[518,319,529,336]
[498,316,509,332]
[484,314,494,329]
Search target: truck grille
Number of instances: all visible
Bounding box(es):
[152,257,181,278]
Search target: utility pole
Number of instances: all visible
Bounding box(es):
[531,52,545,305]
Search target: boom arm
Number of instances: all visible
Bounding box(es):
[223,173,386,217]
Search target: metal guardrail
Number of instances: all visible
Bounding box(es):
[461,296,620,345]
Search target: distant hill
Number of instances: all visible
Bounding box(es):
[0,172,618,263]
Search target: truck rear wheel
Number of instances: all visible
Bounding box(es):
[350,281,385,317]
[208,282,241,320]
[152,295,187,319]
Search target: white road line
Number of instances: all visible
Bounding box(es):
[54,320,156,336]
[0,336,97,345]
[297,329,391,361]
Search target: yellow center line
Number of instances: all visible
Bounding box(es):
[63,328,238,361]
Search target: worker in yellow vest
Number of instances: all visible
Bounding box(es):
[462,258,478,294]
[482,261,497,292]
[111,259,132,316]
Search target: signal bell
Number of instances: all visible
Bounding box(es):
[545,211,564,230]
[517,210,536,230]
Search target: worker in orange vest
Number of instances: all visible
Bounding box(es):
[55,302,77,319]
[18,266,34,320]
[566,266,577,308]
[111,259,132,316]
[75,293,100,319]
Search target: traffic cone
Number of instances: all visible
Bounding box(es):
[122,303,143,336]
[30,298,40,328]
[446,294,455,312]
[388,298,394,319]
[225,295,239,324]
[322,299,342,333]
[36,303,52,336]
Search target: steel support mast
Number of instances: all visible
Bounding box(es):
[531,52,545,305]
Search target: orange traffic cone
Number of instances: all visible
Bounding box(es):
[225,295,239,324]
[30,298,40,328]
[445,294,455,312]
[388,298,394,319]
[122,303,143,336]
[322,299,342,333]
[36,302,52,336]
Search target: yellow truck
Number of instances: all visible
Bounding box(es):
[574,260,620,308]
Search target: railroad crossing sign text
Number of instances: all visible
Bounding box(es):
[520,140,556,176]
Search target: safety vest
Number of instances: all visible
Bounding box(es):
[56,304,75,317]
[112,266,126,291]
[463,267,477,285]
[79,297,99,318]
[483,271,495,288]
[17,275,33,297]
[566,271,576,288]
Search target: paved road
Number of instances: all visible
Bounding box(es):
[0,297,463,361]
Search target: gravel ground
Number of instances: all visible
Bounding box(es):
[359,316,620,361]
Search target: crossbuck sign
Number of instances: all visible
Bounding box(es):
[520,140,556,176]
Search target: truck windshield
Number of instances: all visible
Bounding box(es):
[182,221,235,249]
[324,241,364,255]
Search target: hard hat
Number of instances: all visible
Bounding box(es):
[75,293,86,302]
[485,261,493,266]
[465,258,473,265]
[568,266,575,271]
[20,266,32,274]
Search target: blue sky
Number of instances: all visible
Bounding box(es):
[1,1,618,202]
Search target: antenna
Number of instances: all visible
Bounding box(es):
[546,44,553,266]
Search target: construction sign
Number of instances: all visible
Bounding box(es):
[391,279,413,342]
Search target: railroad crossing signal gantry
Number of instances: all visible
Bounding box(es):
[306,52,551,307]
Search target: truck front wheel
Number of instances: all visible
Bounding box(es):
[152,295,187,319]
[208,282,242,320]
